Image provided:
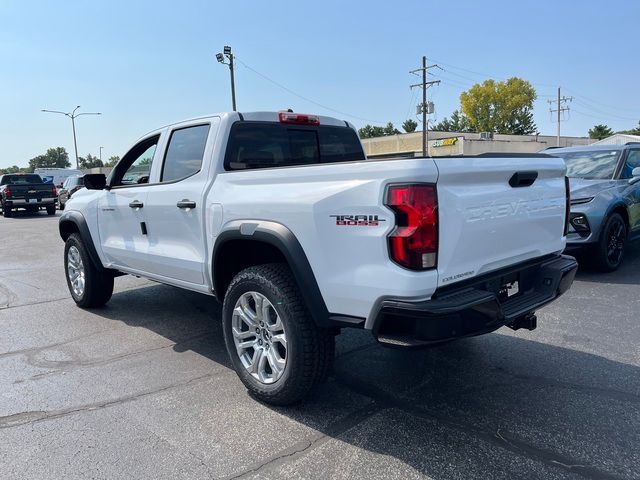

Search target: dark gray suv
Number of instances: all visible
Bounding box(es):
[58,175,84,210]
[549,143,640,271]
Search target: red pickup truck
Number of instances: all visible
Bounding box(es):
[0,174,57,217]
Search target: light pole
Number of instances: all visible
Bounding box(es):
[99,146,104,163]
[41,106,101,169]
[216,46,236,111]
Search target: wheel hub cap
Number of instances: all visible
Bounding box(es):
[67,246,85,297]
[232,292,287,384]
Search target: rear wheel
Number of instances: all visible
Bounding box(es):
[593,213,627,272]
[46,205,56,215]
[64,233,114,307]
[2,202,11,217]
[222,264,334,405]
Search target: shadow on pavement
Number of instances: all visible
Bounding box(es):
[91,283,640,479]
[0,210,60,219]
[573,242,640,286]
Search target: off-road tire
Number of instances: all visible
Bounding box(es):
[222,263,334,406]
[64,233,114,308]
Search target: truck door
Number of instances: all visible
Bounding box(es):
[142,120,218,285]
[98,135,160,272]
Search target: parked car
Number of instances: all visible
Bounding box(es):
[0,173,57,217]
[548,144,640,271]
[34,168,83,188]
[58,111,577,405]
[58,175,84,210]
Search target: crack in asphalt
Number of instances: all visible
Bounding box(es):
[22,332,214,382]
[331,370,628,480]
[221,402,384,480]
[0,373,216,429]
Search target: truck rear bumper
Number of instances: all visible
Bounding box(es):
[6,198,56,207]
[371,254,578,348]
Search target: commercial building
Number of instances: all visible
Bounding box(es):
[361,131,593,158]
[593,134,640,145]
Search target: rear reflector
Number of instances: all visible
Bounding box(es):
[278,112,320,125]
[385,184,438,270]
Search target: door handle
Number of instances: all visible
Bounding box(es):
[129,200,144,208]
[177,199,196,209]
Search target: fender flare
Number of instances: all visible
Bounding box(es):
[213,221,333,327]
[58,210,105,272]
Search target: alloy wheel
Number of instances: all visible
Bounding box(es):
[231,291,287,384]
[67,245,85,297]
[606,220,625,265]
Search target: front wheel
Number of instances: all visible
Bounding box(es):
[64,233,114,307]
[593,213,627,272]
[222,264,334,405]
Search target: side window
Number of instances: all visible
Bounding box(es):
[622,150,640,179]
[161,124,210,182]
[110,135,160,187]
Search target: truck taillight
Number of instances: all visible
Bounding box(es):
[564,176,570,236]
[278,112,320,125]
[51,185,57,196]
[5,186,10,199]
[385,184,438,270]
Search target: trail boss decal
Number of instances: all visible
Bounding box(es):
[330,215,386,226]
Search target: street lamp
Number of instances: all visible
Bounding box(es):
[216,45,236,111]
[99,146,104,163]
[41,106,101,169]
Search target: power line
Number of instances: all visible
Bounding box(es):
[571,98,638,122]
[233,57,386,125]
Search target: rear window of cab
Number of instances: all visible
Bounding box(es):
[224,122,365,170]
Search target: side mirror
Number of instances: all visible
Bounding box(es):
[630,167,640,186]
[83,173,107,190]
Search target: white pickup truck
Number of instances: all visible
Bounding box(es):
[59,111,577,405]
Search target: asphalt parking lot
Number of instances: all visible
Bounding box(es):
[0,210,638,480]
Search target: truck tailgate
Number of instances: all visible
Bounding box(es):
[434,156,567,288]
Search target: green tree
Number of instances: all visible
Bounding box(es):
[0,165,28,174]
[434,110,472,132]
[588,124,614,140]
[358,122,401,139]
[402,119,418,133]
[104,155,120,167]
[460,77,537,134]
[358,124,385,139]
[618,121,640,136]
[28,147,71,172]
[78,153,103,169]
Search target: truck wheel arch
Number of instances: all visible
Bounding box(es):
[212,221,331,327]
[59,211,105,272]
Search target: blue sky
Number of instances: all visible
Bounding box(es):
[1,0,638,168]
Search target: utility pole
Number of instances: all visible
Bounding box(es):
[99,146,104,162]
[410,56,441,156]
[548,87,572,146]
[41,106,101,169]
